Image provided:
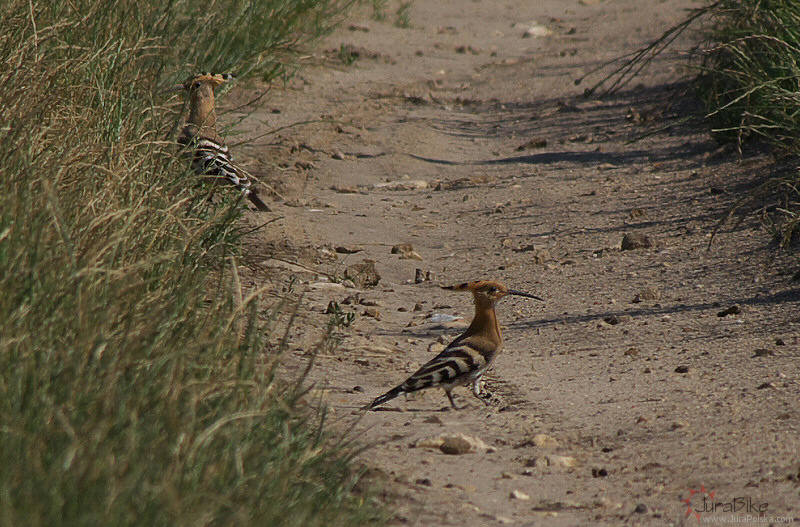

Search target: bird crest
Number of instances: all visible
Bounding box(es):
[445,280,508,294]
[177,72,235,92]
[443,281,543,302]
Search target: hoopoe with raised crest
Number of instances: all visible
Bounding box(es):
[175,72,271,211]
[366,280,543,411]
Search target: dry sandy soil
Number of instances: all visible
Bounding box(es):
[226,0,800,524]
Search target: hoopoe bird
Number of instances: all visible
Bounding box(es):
[175,72,271,211]
[366,280,543,411]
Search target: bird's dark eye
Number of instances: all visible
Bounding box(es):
[193,82,201,89]
[489,286,497,293]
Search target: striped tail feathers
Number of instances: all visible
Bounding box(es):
[365,385,406,411]
[366,339,493,410]
[247,191,272,212]
[182,134,272,212]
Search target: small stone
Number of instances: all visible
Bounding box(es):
[372,180,429,191]
[624,347,640,356]
[510,490,530,500]
[415,437,445,449]
[532,433,559,448]
[416,434,493,454]
[595,497,624,510]
[522,24,552,38]
[341,294,359,305]
[352,385,364,393]
[633,286,661,303]
[455,45,480,54]
[674,365,691,374]
[353,467,389,493]
[413,303,424,311]
[531,248,550,264]
[415,478,432,486]
[335,245,363,254]
[415,268,434,284]
[331,151,347,160]
[331,185,361,194]
[428,342,446,353]
[621,233,654,250]
[310,282,346,292]
[427,313,462,323]
[633,503,648,514]
[391,243,415,255]
[501,472,517,480]
[423,415,443,424]
[775,338,785,346]
[604,315,620,325]
[670,421,689,430]
[344,261,381,288]
[591,467,608,478]
[629,208,647,219]
[362,307,381,319]
[516,138,547,150]
[440,434,490,455]
[525,456,549,468]
[635,415,648,424]
[401,251,423,261]
[513,244,536,252]
[717,304,741,317]
[753,348,775,358]
[548,455,577,468]
[501,238,514,248]
[757,382,776,390]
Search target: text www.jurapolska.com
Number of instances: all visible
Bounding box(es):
[701,516,795,524]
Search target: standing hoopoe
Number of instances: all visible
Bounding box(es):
[366,280,543,411]
[175,72,271,212]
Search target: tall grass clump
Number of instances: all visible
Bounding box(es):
[698,0,800,150]
[0,0,381,525]
[697,0,800,243]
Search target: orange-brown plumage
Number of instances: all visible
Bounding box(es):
[366,280,542,410]
[176,73,271,211]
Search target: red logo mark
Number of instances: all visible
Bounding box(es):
[683,485,715,520]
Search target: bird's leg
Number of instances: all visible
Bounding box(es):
[445,390,462,410]
[472,376,493,405]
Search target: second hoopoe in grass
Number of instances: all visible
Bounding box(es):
[366,280,543,411]
[175,72,271,211]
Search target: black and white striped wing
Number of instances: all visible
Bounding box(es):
[400,338,493,393]
[192,138,251,190]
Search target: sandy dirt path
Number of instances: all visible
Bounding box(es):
[230,0,800,524]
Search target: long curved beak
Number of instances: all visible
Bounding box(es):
[159,83,186,95]
[509,290,544,301]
